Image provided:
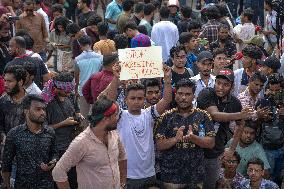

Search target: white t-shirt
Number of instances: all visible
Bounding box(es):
[151,21,179,62]
[117,105,159,179]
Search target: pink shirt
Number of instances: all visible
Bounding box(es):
[52,126,126,189]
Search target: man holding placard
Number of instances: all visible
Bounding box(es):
[100,58,172,188]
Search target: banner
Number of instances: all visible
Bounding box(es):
[118,46,163,80]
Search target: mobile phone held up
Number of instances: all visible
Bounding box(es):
[8,16,20,22]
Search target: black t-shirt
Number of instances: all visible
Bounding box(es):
[0,42,13,75]
[156,108,215,186]
[197,87,242,158]
[172,69,191,87]
[78,11,96,28]
[6,56,48,89]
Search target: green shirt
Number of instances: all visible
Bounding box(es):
[226,140,270,175]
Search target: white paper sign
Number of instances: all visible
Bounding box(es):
[118,46,164,80]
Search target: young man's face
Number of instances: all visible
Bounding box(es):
[168,5,178,15]
[172,50,187,68]
[240,126,256,146]
[145,86,161,106]
[26,101,47,124]
[214,78,232,98]
[264,2,272,11]
[104,105,119,131]
[175,87,195,110]
[24,3,35,16]
[4,73,22,96]
[247,164,264,182]
[125,28,135,38]
[125,89,145,112]
[223,155,239,173]
[218,27,229,41]
[188,28,201,38]
[249,79,264,96]
[77,0,85,10]
[214,53,228,70]
[197,59,213,77]
[184,38,198,52]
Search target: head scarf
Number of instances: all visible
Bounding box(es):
[88,103,117,125]
[41,79,75,103]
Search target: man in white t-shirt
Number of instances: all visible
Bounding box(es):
[151,6,179,62]
[101,63,172,188]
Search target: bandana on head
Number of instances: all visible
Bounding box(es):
[41,79,75,103]
[88,103,117,125]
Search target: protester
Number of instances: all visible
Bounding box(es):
[124,22,151,48]
[105,0,123,31]
[212,48,229,76]
[2,94,58,189]
[144,78,162,108]
[23,61,42,95]
[116,0,134,34]
[129,2,144,26]
[177,6,192,34]
[77,0,95,28]
[139,3,155,36]
[52,97,127,189]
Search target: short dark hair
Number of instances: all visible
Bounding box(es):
[144,78,160,89]
[23,61,36,77]
[122,0,134,11]
[247,157,264,170]
[218,23,229,31]
[244,120,258,132]
[13,36,26,49]
[53,72,73,82]
[265,0,273,7]
[78,35,92,46]
[87,14,102,26]
[242,45,263,60]
[159,6,170,19]
[242,8,254,21]
[144,3,155,15]
[152,0,160,9]
[97,22,109,36]
[4,64,27,83]
[233,151,241,163]
[89,96,114,126]
[187,20,202,31]
[15,31,34,49]
[213,48,227,58]
[216,2,229,17]
[206,5,221,20]
[179,32,195,44]
[51,4,64,13]
[114,34,129,49]
[124,22,138,32]
[125,83,145,97]
[23,0,34,6]
[22,94,45,110]
[134,2,144,13]
[170,45,186,58]
[54,16,70,35]
[103,54,118,67]
[137,25,148,35]
[180,6,192,18]
[81,0,91,7]
[66,23,80,35]
[176,79,196,93]
[249,71,267,83]
[268,73,283,85]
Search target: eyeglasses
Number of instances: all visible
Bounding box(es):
[248,168,262,173]
[226,160,239,164]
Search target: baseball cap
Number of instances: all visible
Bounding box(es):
[259,56,281,71]
[197,51,213,62]
[216,69,234,83]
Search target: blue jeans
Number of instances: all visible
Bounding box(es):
[265,146,284,182]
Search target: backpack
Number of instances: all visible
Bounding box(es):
[260,117,284,150]
[82,72,103,104]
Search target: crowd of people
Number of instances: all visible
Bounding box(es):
[0,0,284,188]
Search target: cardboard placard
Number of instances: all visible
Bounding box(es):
[118,46,163,80]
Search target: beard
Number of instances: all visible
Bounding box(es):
[105,124,117,131]
[28,114,46,124]
[7,83,20,96]
[0,35,11,43]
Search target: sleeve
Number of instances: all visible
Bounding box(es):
[41,15,48,39]
[93,43,99,52]
[196,88,216,110]
[74,61,79,72]
[90,75,101,101]
[105,5,113,19]
[225,139,233,148]
[203,112,216,137]
[155,114,169,140]
[2,130,16,172]
[52,139,86,182]
[257,145,271,170]
[117,133,126,161]
[150,26,157,43]
[39,59,48,75]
